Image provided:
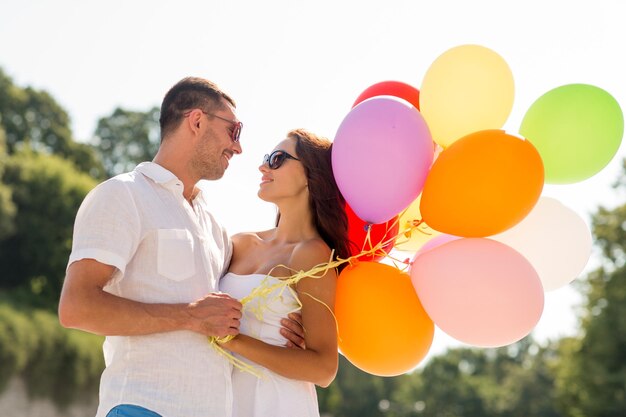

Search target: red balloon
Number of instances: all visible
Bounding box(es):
[346,204,399,261]
[353,80,420,110]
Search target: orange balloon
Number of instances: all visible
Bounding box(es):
[335,262,434,376]
[420,129,544,237]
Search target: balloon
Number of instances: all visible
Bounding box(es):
[393,145,445,251]
[353,80,420,110]
[519,84,624,183]
[332,96,434,224]
[414,233,460,257]
[420,44,515,147]
[394,195,441,252]
[420,129,544,237]
[346,204,399,261]
[411,238,544,347]
[491,197,592,291]
[336,262,434,376]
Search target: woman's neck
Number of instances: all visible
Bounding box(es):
[273,201,317,244]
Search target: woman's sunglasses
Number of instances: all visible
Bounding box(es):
[262,150,300,170]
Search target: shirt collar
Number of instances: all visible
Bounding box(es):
[135,162,204,201]
[135,162,179,184]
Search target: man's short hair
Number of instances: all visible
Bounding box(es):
[159,77,236,140]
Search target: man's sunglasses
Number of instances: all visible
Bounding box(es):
[262,150,300,170]
[184,110,243,143]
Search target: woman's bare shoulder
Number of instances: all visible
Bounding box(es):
[290,238,333,271]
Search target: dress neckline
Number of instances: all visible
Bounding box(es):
[224,272,292,281]
[224,272,278,278]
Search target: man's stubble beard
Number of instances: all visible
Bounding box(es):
[191,130,226,181]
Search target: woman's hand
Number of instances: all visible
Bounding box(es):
[280,312,306,349]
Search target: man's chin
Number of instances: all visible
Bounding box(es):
[203,174,224,182]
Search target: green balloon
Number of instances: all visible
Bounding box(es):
[519,84,623,184]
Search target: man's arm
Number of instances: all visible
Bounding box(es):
[59,258,242,337]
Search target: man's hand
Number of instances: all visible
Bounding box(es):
[187,292,242,338]
[280,312,306,349]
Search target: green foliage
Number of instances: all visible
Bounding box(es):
[318,338,562,417]
[553,337,586,417]
[93,106,160,177]
[0,300,104,406]
[0,182,14,239]
[0,303,38,392]
[318,355,392,417]
[0,69,70,153]
[553,190,626,416]
[23,310,104,406]
[0,67,105,179]
[0,126,16,240]
[0,150,97,307]
[416,349,489,417]
[551,159,626,417]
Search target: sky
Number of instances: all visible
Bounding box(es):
[1,0,625,360]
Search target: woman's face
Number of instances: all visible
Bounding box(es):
[258,137,308,203]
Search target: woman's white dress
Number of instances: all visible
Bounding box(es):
[220,272,320,417]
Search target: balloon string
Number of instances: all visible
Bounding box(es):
[299,290,342,344]
[209,337,264,378]
[210,216,428,375]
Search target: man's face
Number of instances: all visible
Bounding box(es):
[191,104,242,180]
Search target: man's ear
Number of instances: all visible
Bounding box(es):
[186,109,203,133]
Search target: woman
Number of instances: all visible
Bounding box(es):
[219,128,350,417]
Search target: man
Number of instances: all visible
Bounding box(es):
[59,77,303,417]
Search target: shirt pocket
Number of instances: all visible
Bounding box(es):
[157,229,196,281]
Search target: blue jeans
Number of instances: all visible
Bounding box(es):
[106,404,162,417]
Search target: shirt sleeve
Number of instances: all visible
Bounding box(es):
[222,227,233,273]
[67,178,141,275]
[205,208,233,275]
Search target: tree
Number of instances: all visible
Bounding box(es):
[0,67,104,179]
[0,69,69,154]
[0,150,97,307]
[480,342,561,417]
[0,126,16,240]
[92,106,161,177]
[372,339,561,417]
[416,348,490,417]
[318,356,392,417]
[0,66,103,308]
[555,163,626,417]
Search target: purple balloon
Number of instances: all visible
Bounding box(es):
[332,96,434,224]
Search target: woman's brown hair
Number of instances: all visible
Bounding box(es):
[278,129,350,271]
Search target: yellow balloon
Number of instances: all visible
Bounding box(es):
[395,195,441,252]
[420,45,515,147]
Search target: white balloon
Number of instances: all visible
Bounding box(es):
[491,197,592,291]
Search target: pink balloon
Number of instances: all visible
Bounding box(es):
[414,233,460,257]
[411,238,544,347]
[332,97,434,224]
